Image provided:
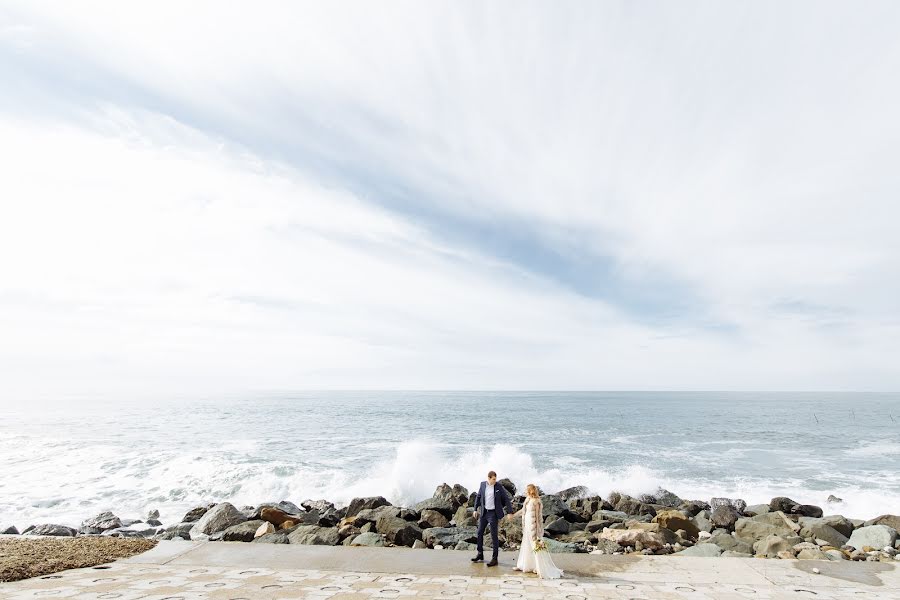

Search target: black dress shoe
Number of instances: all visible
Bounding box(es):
[486,558,498,567]
[471,554,484,563]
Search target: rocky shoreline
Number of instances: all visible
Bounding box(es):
[4,483,899,563]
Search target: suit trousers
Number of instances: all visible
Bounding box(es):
[476,510,499,559]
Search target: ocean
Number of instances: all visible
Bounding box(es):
[1,391,898,529]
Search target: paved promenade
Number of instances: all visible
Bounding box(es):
[2,540,899,599]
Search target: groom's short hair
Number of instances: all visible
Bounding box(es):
[487,470,497,479]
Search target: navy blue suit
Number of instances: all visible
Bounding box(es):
[473,480,514,559]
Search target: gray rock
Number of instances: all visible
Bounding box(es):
[350,505,401,527]
[432,483,469,509]
[452,505,476,528]
[744,504,770,516]
[102,525,156,538]
[1,525,19,535]
[734,511,800,542]
[692,514,713,533]
[801,515,855,538]
[799,522,848,548]
[769,496,799,513]
[253,531,291,544]
[422,526,477,548]
[455,540,477,550]
[721,550,753,557]
[710,497,747,513]
[846,525,898,551]
[80,511,123,534]
[865,515,900,531]
[591,509,630,523]
[676,543,723,557]
[500,516,523,545]
[791,504,823,518]
[647,488,683,508]
[189,502,247,540]
[797,548,831,560]
[545,517,570,535]
[146,519,162,527]
[346,496,391,517]
[710,505,741,530]
[287,525,340,545]
[350,532,384,547]
[301,499,333,513]
[221,520,267,542]
[147,509,160,520]
[418,509,449,529]
[412,539,426,549]
[613,494,656,517]
[544,537,580,553]
[414,496,454,518]
[498,478,517,496]
[181,505,213,523]
[556,486,589,502]
[753,534,803,558]
[157,522,193,540]
[27,524,77,537]
[707,532,753,555]
[376,516,423,547]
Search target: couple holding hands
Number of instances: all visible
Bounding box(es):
[470,470,563,579]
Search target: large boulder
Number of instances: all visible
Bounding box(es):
[735,511,800,543]
[612,494,657,517]
[300,499,333,513]
[791,504,823,518]
[418,509,449,529]
[769,497,799,513]
[800,515,855,538]
[247,501,303,517]
[599,528,669,550]
[350,532,384,547]
[375,516,423,547]
[432,483,469,509]
[865,515,900,530]
[346,496,391,517]
[639,488,683,508]
[453,505,476,528]
[556,486,589,502]
[157,523,193,540]
[500,517,523,545]
[799,522,848,548]
[544,517,570,535]
[189,503,247,540]
[287,525,340,545]
[692,513,713,533]
[744,504,770,516]
[710,505,741,530]
[498,478,517,496]
[80,512,123,534]
[221,520,267,542]
[258,506,318,529]
[253,531,291,544]
[2,525,20,535]
[348,505,401,527]
[753,534,803,558]
[706,532,753,555]
[422,526,477,548]
[181,504,214,523]
[414,496,454,518]
[591,509,630,523]
[26,524,76,537]
[710,498,747,513]
[543,537,579,553]
[676,544,723,557]
[654,510,700,540]
[846,525,898,551]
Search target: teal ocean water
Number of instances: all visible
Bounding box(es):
[1,391,898,529]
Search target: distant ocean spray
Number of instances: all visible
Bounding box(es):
[1,391,898,528]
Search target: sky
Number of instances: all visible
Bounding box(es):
[1,1,899,397]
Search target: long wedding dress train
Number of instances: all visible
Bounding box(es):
[515,498,563,579]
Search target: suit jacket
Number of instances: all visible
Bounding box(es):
[474,480,514,518]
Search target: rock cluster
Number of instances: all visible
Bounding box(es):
[9,487,899,561]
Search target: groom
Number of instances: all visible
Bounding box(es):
[471,470,514,567]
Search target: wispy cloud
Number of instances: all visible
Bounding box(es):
[1,1,899,396]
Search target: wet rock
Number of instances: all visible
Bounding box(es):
[846,525,898,551]
[221,520,267,542]
[147,509,160,521]
[498,478,517,496]
[182,504,214,523]
[769,497,799,513]
[790,504,823,518]
[432,483,469,509]
[676,543,723,557]
[556,486,589,502]
[376,516,422,547]
[1,525,19,535]
[350,532,384,546]
[157,523,193,540]
[346,496,391,517]
[301,499,333,513]
[80,511,123,534]
[710,505,741,530]
[710,497,746,513]
[189,502,247,540]
[287,525,340,545]
[418,509,449,529]
[26,524,77,537]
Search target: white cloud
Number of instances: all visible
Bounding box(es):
[1,1,899,395]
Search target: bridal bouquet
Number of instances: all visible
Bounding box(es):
[533,538,548,553]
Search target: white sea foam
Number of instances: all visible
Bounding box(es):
[847,441,900,457]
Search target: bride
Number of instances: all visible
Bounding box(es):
[510,484,564,579]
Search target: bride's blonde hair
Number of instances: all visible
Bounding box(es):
[525,484,539,499]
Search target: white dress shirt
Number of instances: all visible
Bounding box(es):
[485,483,495,510]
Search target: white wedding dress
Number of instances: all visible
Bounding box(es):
[515,498,563,579]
